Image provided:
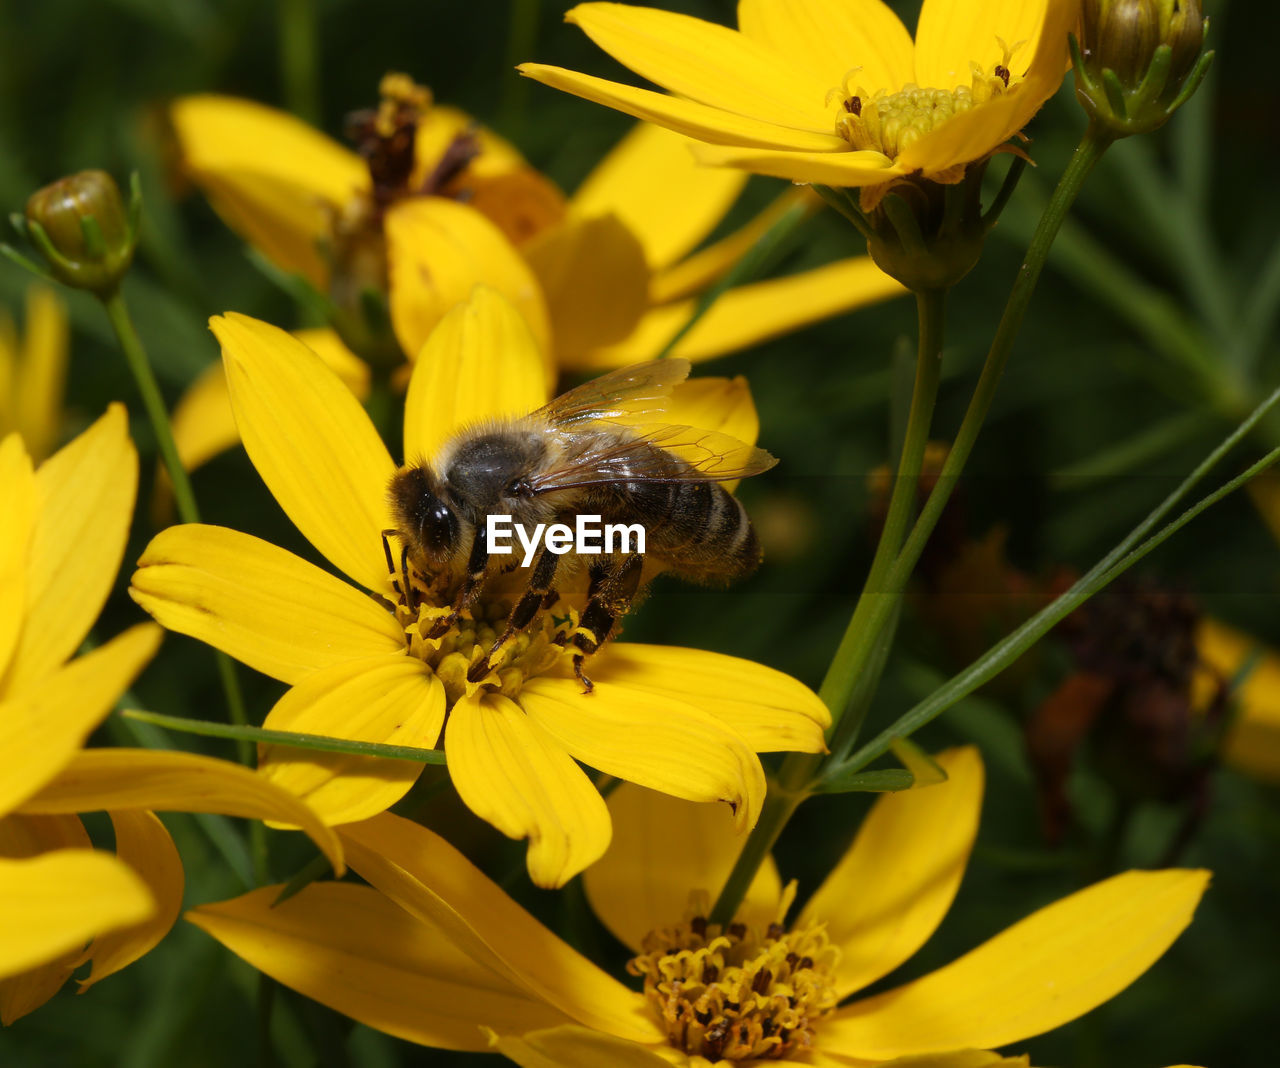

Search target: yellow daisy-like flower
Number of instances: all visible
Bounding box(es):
[171,82,901,371]
[0,409,343,1023]
[129,287,830,888]
[164,84,903,501]
[186,747,1209,1065]
[0,285,69,463]
[519,0,1076,192]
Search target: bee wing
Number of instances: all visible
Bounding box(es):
[534,359,693,427]
[526,423,777,494]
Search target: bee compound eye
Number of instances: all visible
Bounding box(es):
[419,496,458,554]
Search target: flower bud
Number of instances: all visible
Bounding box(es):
[23,170,139,295]
[1074,0,1212,136]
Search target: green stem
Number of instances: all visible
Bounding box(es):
[101,290,253,764]
[892,125,1114,599]
[121,709,449,762]
[708,288,945,925]
[277,0,320,125]
[709,126,1114,926]
[821,288,945,756]
[653,199,811,361]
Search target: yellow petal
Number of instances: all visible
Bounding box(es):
[823,869,1211,1058]
[413,105,528,184]
[518,64,844,152]
[0,623,161,818]
[566,3,829,131]
[294,327,372,396]
[384,197,550,363]
[444,693,611,888]
[661,376,760,447]
[1195,619,1280,782]
[338,812,661,1043]
[172,95,367,287]
[13,286,69,464]
[488,1025,681,1068]
[690,141,902,187]
[168,361,239,476]
[903,0,1074,174]
[0,812,91,857]
[648,191,806,305]
[572,122,748,272]
[189,881,571,1050]
[523,213,650,361]
[583,782,781,953]
[914,0,1052,90]
[579,257,906,369]
[78,810,183,990]
[737,0,916,97]
[402,286,550,463]
[799,747,984,998]
[585,645,829,755]
[168,332,367,483]
[0,433,35,681]
[519,674,765,832]
[0,815,92,1020]
[212,312,396,593]
[21,749,344,875]
[131,523,404,685]
[4,404,136,696]
[258,656,444,825]
[0,850,153,982]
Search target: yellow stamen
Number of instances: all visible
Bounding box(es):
[832,40,1026,158]
[393,580,579,705]
[630,898,839,1062]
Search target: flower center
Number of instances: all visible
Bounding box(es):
[630,908,839,1062]
[388,573,581,707]
[831,41,1023,158]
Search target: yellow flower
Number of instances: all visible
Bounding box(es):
[519,0,1076,191]
[164,81,905,508]
[0,409,343,1023]
[186,747,1208,1065]
[0,285,69,463]
[129,287,830,888]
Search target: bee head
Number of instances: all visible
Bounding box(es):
[388,464,460,565]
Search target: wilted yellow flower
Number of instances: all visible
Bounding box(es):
[187,748,1208,1065]
[0,286,69,463]
[0,409,343,1022]
[130,287,830,888]
[520,0,1076,193]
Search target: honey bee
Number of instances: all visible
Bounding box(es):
[385,358,777,690]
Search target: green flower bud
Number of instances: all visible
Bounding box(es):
[23,170,139,295]
[1074,0,1212,136]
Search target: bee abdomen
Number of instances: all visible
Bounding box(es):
[649,481,761,583]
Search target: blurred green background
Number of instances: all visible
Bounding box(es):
[2,0,1277,1065]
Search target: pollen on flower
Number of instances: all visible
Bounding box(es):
[391,577,579,707]
[832,39,1025,158]
[629,900,839,1062]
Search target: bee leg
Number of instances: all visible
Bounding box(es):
[571,554,644,693]
[380,529,403,597]
[425,523,492,640]
[467,546,562,683]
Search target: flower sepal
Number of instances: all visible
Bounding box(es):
[821,158,1022,294]
[1072,0,1214,137]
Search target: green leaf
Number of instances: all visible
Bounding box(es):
[813,767,916,795]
